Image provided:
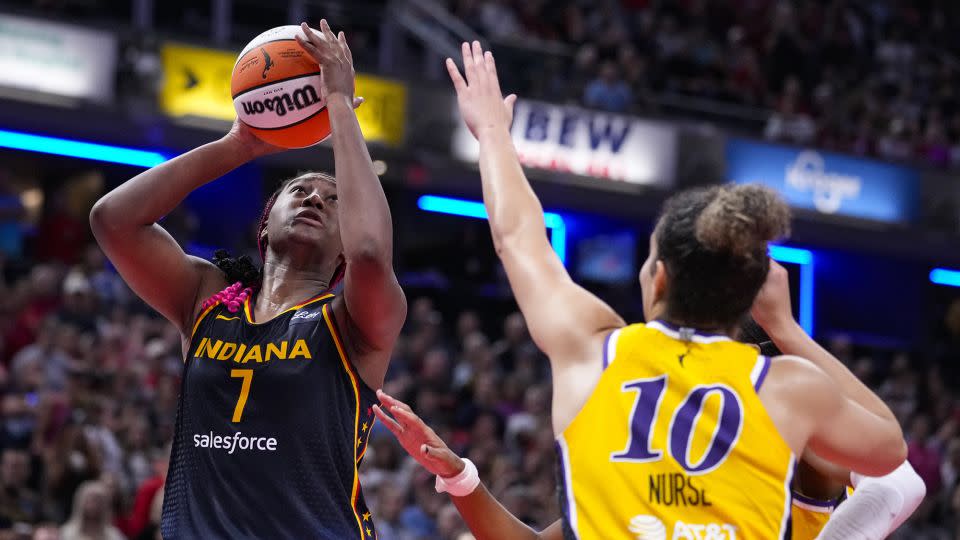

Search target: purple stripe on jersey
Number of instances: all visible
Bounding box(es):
[792,491,842,509]
[602,330,615,369]
[754,356,771,391]
[782,460,797,540]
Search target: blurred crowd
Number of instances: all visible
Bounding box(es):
[0,234,960,539]
[451,0,960,169]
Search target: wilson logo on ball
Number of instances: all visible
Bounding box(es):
[239,84,321,117]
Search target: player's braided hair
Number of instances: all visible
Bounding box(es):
[654,184,790,329]
[201,172,345,313]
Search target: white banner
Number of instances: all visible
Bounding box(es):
[0,14,117,102]
[452,99,676,186]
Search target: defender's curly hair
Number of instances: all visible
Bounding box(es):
[654,184,790,329]
[201,172,346,313]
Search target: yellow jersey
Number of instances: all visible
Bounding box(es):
[790,487,852,540]
[791,493,838,540]
[557,321,795,540]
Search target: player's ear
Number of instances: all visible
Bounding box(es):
[652,260,668,305]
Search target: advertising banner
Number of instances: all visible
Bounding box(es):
[452,99,677,186]
[0,14,117,103]
[726,139,918,223]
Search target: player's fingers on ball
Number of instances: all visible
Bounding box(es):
[320,19,338,44]
[299,23,320,46]
[338,31,353,63]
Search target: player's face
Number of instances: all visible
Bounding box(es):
[264,175,343,260]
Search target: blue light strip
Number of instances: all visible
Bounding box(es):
[931,268,960,287]
[416,195,567,264]
[0,129,167,167]
[769,244,815,336]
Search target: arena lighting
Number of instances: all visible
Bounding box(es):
[0,129,167,167]
[930,268,960,287]
[769,244,815,336]
[416,195,567,264]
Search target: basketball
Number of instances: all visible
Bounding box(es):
[231,25,331,148]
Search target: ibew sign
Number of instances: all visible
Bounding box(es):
[727,139,918,223]
[452,99,676,186]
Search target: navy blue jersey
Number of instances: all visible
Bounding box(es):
[161,292,378,539]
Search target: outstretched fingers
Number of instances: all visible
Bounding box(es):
[446,58,467,93]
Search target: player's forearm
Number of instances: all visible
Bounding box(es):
[450,483,544,540]
[91,137,251,231]
[476,126,548,252]
[327,94,394,263]
[768,320,897,423]
[817,461,925,540]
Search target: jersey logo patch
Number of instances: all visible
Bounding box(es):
[629,515,666,540]
[291,309,322,323]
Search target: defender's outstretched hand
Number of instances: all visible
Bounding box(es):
[446,41,517,140]
[373,389,465,478]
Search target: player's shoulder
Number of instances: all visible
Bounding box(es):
[766,355,842,408]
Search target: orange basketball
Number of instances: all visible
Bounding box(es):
[231,26,331,148]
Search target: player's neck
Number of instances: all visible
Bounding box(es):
[258,259,333,314]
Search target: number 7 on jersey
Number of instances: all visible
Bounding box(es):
[230,369,253,422]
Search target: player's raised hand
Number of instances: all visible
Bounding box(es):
[373,389,466,478]
[296,20,356,103]
[751,260,795,334]
[446,41,517,140]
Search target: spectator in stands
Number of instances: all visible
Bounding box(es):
[583,61,632,113]
[58,481,123,540]
[764,76,816,144]
[0,449,38,529]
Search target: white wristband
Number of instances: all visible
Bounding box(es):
[435,458,481,497]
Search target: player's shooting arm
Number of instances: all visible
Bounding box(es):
[446,41,623,368]
[90,125,277,332]
[372,390,562,540]
[298,21,406,385]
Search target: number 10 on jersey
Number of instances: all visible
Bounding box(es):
[611,375,745,475]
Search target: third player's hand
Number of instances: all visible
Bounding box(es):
[751,260,796,335]
[373,389,466,479]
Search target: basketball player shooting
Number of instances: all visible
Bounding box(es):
[90,20,405,539]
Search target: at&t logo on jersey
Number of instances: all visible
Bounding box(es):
[629,515,737,540]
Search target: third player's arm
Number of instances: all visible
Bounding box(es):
[373,390,562,540]
[447,42,623,368]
